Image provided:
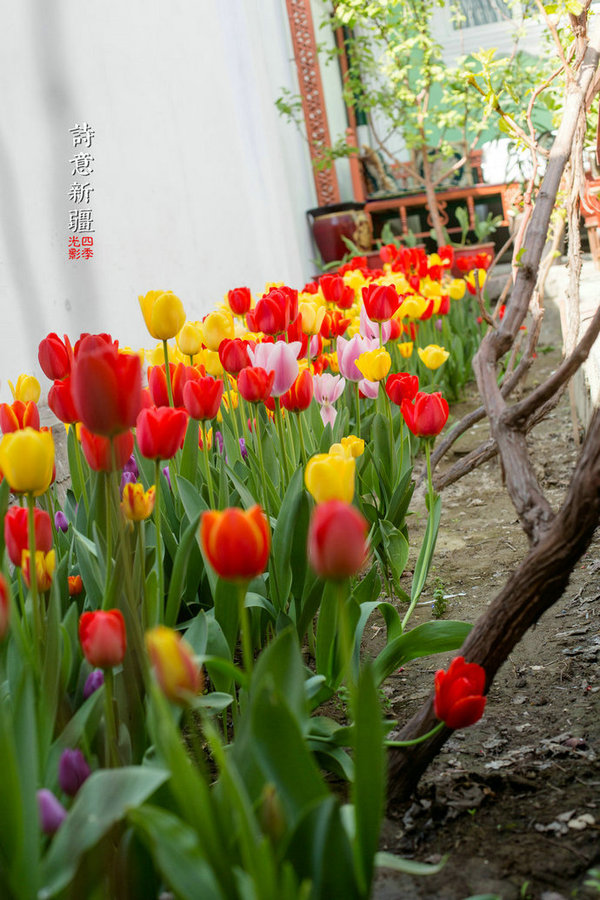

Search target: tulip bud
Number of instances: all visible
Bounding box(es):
[55,510,69,532]
[307,500,369,580]
[200,505,270,582]
[417,344,450,371]
[145,625,204,705]
[79,609,127,669]
[304,453,355,504]
[0,428,55,496]
[83,669,104,699]
[58,749,91,796]
[434,656,486,730]
[22,549,55,593]
[121,482,156,521]
[259,784,286,844]
[139,291,186,341]
[8,374,41,404]
[37,789,67,835]
[176,321,203,357]
[68,575,83,596]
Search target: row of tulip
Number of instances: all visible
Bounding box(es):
[0,247,490,898]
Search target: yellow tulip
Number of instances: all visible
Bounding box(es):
[145,625,204,705]
[139,290,186,341]
[298,302,326,335]
[399,295,428,319]
[465,269,487,292]
[0,428,54,495]
[304,453,355,503]
[418,344,450,370]
[177,321,203,357]
[328,351,339,374]
[8,374,41,403]
[329,434,365,459]
[355,348,392,382]
[121,483,156,521]
[199,427,213,451]
[202,310,234,352]
[398,342,414,359]
[203,349,224,377]
[448,279,467,300]
[22,549,55,593]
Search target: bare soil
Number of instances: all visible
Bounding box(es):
[372,302,600,900]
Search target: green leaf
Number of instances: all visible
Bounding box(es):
[271,467,305,611]
[353,664,385,894]
[375,851,447,874]
[40,767,169,898]
[179,417,200,485]
[410,494,442,603]
[44,688,104,790]
[73,529,103,609]
[128,805,224,900]
[176,474,207,524]
[165,513,202,627]
[214,578,240,656]
[372,620,472,686]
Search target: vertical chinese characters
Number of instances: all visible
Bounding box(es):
[67,123,95,260]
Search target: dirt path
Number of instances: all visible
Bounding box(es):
[373,300,600,899]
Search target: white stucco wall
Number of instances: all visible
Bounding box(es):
[0,0,317,401]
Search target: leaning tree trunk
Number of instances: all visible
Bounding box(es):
[386,15,600,806]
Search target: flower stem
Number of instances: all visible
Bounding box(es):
[103,667,120,767]
[238,582,253,675]
[354,381,361,438]
[201,422,216,508]
[162,340,174,407]
[104,471,113,602]
[386,720,444,747]
[72,432,90,515]
[154,459,164,624]
[297,413,308,466]
[335,579,355,703]
[26,493,42,659]
[225,376,241,446]
[274,398,291,488]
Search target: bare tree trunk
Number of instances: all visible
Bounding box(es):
[421,148,447,246]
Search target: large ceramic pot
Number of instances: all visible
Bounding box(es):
[450,242,495,278]
[307,202,373,264]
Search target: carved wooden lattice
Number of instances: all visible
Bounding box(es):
[285,0,340,207]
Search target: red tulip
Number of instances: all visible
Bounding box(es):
[319,274,355,310]
[319,310,351,340]
[307,500,369,580]
[362,283,400,322]
[281,369,313,413]
[0,400,40,433]
[200,505,270,581]
[400,391,449,438]
[73,332,114,357]
[79,609,126,668]
[0,574,8,641]
[71,336,142,436]
[434,656,486,729]
[68,575,83,596]
[183,377,224,421]
[4,506,52,568]
[80,427,134,472]
[246,286,298,336]
[218,339,251,376]
[237,367,275,404]
[227,286,252,316]
[38,333,72,381]
[136,407,188,460]
[48,377,78,424]
[148,363,202,408]
[385,373,419,407]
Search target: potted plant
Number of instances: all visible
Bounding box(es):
[448,206,502,276]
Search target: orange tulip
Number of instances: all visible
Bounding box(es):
[200,505,270,582]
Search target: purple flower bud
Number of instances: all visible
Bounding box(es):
[119,470,136,497]
[54,510,69,533]
[58,749,91,796]
[435,319,443,332]
[215,430,224,455]
[162,465,171,490]
[123,453,139,479]
[83,668,104,699]
[239,437,248,461]
[37,789,67,835]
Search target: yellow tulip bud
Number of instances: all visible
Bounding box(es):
[398,342,414,359]
[448,279,467,300]
[304,453,355,503]
[22,549,55,593]
[145,625,204,705]
[199,427,213,451]
[8,374,41,403]
[418,344,450,370]
[0,428,54,495]
[139,291,186,341]
[355,348,392,382]
[329,434,365,459]
[177,322,203,357]
[298,302,326,336]
[121,483,156,521]
[202,310,235,352]
[465,269,487,292]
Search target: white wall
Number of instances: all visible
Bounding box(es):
[0,0,317,401]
